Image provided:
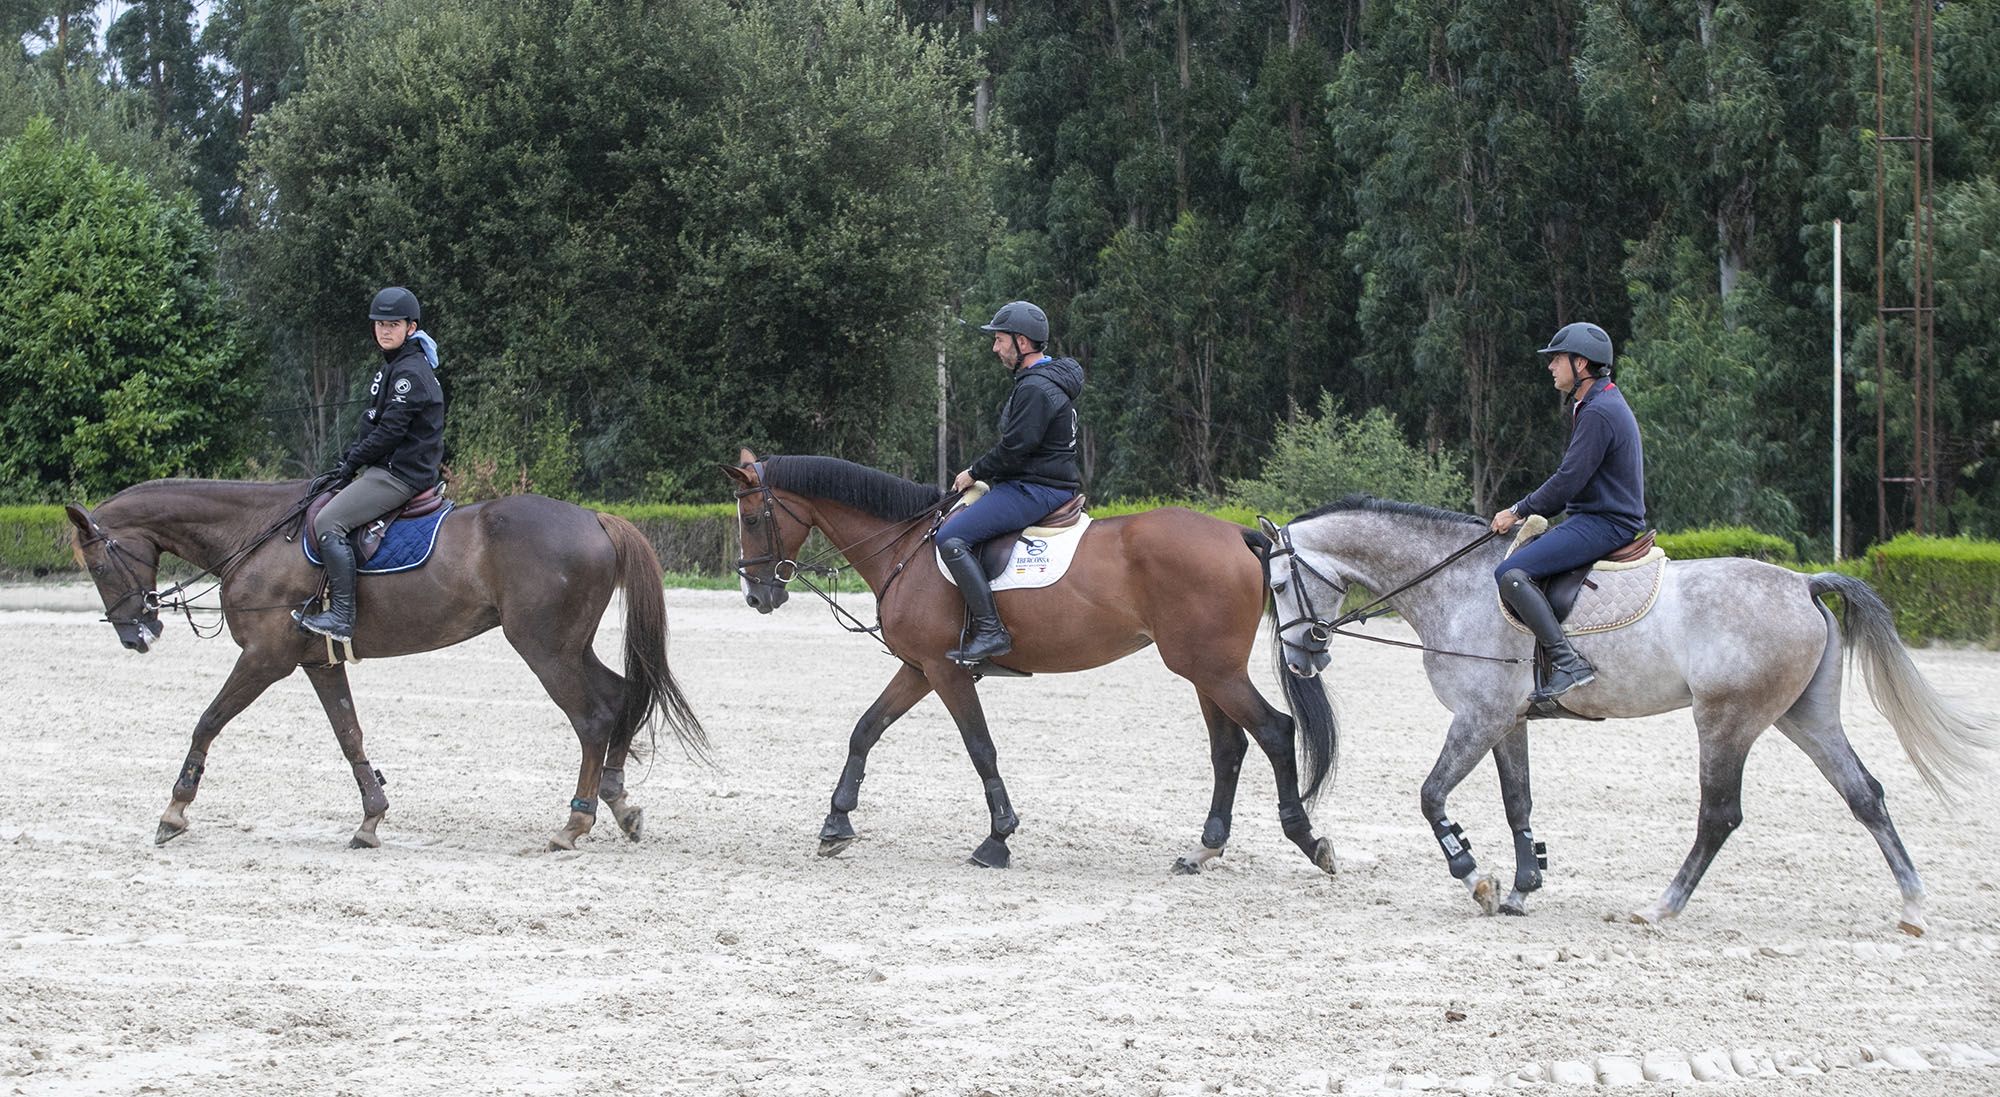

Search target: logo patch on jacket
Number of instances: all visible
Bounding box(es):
[394,377,411,395]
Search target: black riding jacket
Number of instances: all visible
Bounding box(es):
[968,355,1086,491]
[343,338,446,490]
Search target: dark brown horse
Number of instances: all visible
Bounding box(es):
[66,478,706,850]
[724,455,1338,873]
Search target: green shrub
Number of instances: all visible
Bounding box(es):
[1226,394,1472,517]
[1091,496,1259,527]
[0,505,73,576]
[1868,535,2000,645]
[1656,525,1795,563]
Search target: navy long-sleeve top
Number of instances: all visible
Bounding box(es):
[1512,381,1645,530]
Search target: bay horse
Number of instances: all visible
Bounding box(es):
[723,455,1339,874]
[66,478,706,850]
[1262,495,1995,934]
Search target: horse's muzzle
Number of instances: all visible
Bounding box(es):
[116,615,164,653]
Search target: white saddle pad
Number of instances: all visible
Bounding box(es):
[1499,515,1668,636]
[936,483,1092,592]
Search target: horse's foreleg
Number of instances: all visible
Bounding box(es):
[303,664,389,849]
[1172,693,1248,875]
[1634,711,1761,926]
[931,669,1016,868]
[1421,713,1514,914]
[1491,721,1546,915]
[821,663,933,857]
[157,654,293,845]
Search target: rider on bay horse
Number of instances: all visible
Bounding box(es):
[294,286,446,644]
[940,300,1086,665]
[1487,321,1647,704]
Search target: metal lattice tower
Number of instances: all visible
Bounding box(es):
[1874,0,1939,535]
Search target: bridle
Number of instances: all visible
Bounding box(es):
[732,465,960,646]
[1264,523,1527,668]
[74,478,334,640]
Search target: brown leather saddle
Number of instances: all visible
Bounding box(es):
[305,483,447,567]
[1537,529,1656,622]
[974,495,1088,580]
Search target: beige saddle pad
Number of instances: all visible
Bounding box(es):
[1498,514,1668,636]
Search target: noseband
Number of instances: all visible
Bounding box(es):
[1266,524,1345,659]
[732,477,812,591]
[72,524,162,631]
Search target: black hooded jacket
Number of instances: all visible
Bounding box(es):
[968,355,1086,490]
[342,338,446,490]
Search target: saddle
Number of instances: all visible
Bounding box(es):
[305,483,447,567]
[1533,527,1659,622]
[954,485,1089,581]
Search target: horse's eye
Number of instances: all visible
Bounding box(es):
[1271,578,1287,593]
[744,515,759,527]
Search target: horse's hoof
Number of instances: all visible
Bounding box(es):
[1627,908,1664,926]
[546,834,578,852]
[1897,919,1926,938]
[818,836,856,858]
[615,806,643,842]
[967,837,1011,869]
[1470,875,1498,915]
[1499,897,1527,917]
[1170,856,1202,875]
[1310,837,1338,876]
[348,831,381,850]
[153,821,186,846]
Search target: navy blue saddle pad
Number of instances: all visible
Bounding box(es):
[304,502,455,574]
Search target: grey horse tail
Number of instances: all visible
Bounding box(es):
[1810,572,1996,802]
[1243,527,1338,803]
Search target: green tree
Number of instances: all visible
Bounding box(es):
[0,118,246,500]
[1227,393,1471,517]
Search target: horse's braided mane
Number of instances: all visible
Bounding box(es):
[763,456,944,521]
[1293,493,1485,528]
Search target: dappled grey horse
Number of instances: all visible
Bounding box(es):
[1262,496,1993,935]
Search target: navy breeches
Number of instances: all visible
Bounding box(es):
[939,481,1076,546]
[1494,511,1640,584]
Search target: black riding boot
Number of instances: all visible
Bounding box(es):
[1498,568,1594,701]
[294,531,359,643]
[940,538,1012,664]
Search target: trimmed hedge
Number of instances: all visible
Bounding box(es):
[1655,525,1796,563]
[0,505,73,576]
[1868,535,2000,646]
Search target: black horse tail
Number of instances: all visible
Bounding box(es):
[598,513,710,765]
[1243,527,1338,804]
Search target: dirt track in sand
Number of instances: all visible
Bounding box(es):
[2,582,1998,1096]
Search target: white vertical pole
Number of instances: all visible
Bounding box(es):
[1833,219,1844,561]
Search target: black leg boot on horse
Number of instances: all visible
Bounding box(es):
[940,538,1012,665]
[295,531,360,643]
[1498,568,1594,702]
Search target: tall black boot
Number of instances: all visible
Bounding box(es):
[1498,568,1594,701]
[294,531,359,643]
[939,538,1012,664]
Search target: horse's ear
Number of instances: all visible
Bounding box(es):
[737,446,760,466]
[720,463,758,488]
[1256,516,1281,538]
[64,505,95,535]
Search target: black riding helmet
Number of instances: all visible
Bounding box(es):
[1537,321,1613,369]
[369,286,421,322]
[979,300,1049,346]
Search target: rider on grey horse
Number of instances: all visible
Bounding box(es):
[1487,322,1646,704]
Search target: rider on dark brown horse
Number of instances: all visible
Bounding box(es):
[1487,321,1647,703]
[294,286,446,644]
[940,300,1086,665]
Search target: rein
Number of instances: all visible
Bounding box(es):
[78,476,335,639]
[1269,524,1528,666]
[734,471,961,652]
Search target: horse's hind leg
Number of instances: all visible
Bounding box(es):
[1172,693,1248,875]
[156,654,293,845]
[506,626,623,851]
[1202,676,1335,876]
[1774,614,1927,934]
[1633,706,1764,926]
[1421,712,1518,914]
[303,664,390,848]
[1491,721,1546,915]
[821,663,933,857]
[600,743,641,842]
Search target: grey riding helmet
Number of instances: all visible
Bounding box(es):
[980,300,1049,345]
[1536,321,1613,367]
[369,286,421,322]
